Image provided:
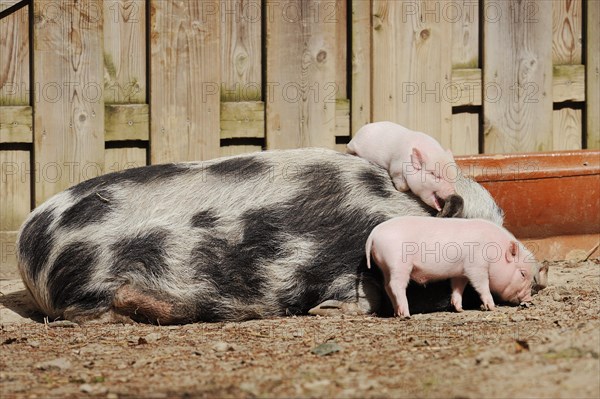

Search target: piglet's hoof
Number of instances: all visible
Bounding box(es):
[308,300,361,316]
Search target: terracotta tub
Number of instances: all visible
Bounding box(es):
[456,150,600,261]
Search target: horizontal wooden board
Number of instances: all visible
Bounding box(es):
[553,65,585,102]
[451,65,586,107]
[0,106,32,143]
[105,104,149,141]
[220,101,265,139]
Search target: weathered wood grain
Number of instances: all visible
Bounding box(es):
[350,0,371,134]
[0,105,31,143]
[220,0,261,102]
[451,0,479,68]
[150,0,221,162]
[451,68,482,107]
[0,0,25,11]
[587,0,600,149]
[33,0,105,205]
[335,0,347,100]
[552,108,582,150]
[451,112,479,155]
[105,147,147,173]
[552,0,582,65]
[553,64,585,102]
[103,0,146,104]
[221,101,264,139]
[372,0,453,147]
[0,4,29,106]
[335,98,350,137]
[265,0,337,149]
[105,104,149,141]
[0,150,30,231]
[483,0,553,153]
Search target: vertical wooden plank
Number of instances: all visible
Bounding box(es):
[372,0,453,146]
[33,0,105,204]
[103,0,146,104]
[335,0,347,100]
[451,112,479,155]
[552,0,582,65]
[265,0,337,149]
[105,147,147,172]
[0,151,30,230]
[351,0,371,135]
[220,0,262,102]
[483,1,553,153]
[219,145,262,157]
[0,4,29,106]
[587,0,600,149]
[552,108,582,150]
[150,0,221,162]
[451,0,479,68]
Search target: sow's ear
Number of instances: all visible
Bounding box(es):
[411,148,425,170]
[506,241,519,262]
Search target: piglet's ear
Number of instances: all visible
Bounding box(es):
[411,148,424,170]
[506,241,519,262]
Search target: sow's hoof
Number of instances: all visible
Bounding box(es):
[308,300,363,316]
[436,194,464,219]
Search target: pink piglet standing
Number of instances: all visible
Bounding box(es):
[365,216,539,318]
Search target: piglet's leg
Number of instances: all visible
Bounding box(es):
[385,263,413,318]
[464,267,496,311]
[450,277,468,312]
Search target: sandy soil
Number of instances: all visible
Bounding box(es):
[1,259,598,399]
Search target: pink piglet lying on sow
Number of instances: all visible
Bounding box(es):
[347,121,457,211]
[365,216,539,318]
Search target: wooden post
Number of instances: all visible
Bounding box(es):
[350,0,371,135]
[265,0,337,149]
[587,0,600,149]
[483,0,553,153]
[150,0,221,163]
[33,0,105,204]
[372,0,453,146]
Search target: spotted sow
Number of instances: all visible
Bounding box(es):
[17,148,509,324]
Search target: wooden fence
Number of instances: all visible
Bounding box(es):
[1,0,598,275]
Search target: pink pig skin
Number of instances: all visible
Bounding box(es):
[365,216,537,318]
[347,121,456,211]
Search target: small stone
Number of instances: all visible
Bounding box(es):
[212,341,235,352]
[35,358,71,371]
[79,384,94,393]
[311,342,341,356]
[144,333,162,343]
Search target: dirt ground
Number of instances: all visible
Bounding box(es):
[1,259,598,399]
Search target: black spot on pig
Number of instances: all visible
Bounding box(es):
[110,229,171,279]
[58,190,114,229]
[69,164,192,197]
[207,157,271,181]
[243,162,392,314]
[47,242,108,311]
[18,208,56,282]
[190,210,219,229]
[358,169,393,199]
[192,210,280,306]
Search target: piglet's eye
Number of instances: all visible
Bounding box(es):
[520,270,527,279]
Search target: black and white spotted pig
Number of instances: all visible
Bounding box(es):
[17,148,510,324]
